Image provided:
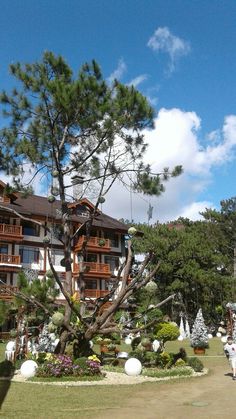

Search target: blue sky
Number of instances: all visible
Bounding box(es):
[1,0,236,223]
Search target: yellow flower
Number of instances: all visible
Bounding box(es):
[88,355,100,363]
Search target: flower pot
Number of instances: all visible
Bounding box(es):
[193,347,205,355]
[100,344,109,353]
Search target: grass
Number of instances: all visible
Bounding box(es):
[0,338,227,418]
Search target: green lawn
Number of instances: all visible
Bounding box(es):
[0,338,227,418]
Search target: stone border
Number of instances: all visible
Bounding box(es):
[0,368,208,386]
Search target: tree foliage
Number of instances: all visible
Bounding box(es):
[0,52,182,354]
[133,217,234,323]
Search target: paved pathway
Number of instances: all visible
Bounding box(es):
[95,360,236,419]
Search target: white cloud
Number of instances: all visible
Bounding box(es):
[128,74,148,88]
[147,27,191,73]
[103,108,236,223]
[3,107,236,224]
[179,201,215,221]
[107,58,127,84]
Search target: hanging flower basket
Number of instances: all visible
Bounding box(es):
[98,238,106,247]
[51,186,60,196]
[43,236,51,245]
[52,170,59,178]
[47,195,56,203]
[98,196,105,204]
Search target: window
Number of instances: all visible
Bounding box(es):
[104,256,120,273]
[51,250,64,266]
[0,217,10,224]
[22,221,40,237]
[86,280,97,289]
[0,245,8,254]
[104,231,119,248]
[19,247,39,263]
[85,253,97,263]
[0,273,7,284]
[76,206,89,217]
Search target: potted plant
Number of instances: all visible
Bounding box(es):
[98,238,106,247]
[190,308,209,354]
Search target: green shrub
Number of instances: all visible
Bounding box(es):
[156,351,171,368]
[74,357,89,369]
[0,360,15,377]
[175,358,186,367]
[128,350,145,363]
[143,351,157,366]
[143,367,192,378]
[187,357,204,372]
[155,323,179,344]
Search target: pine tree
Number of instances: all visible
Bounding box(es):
[0,52,182,354]
[190,308,209,348]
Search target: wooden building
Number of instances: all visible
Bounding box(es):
[0,180,128,305]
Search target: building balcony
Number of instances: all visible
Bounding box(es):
[0,254,21,271]
[0,196,10,204]
[74,235,111,253]
[0,223,23,242]
[75,289,110,299]
[0,254,21,265]
[0,285,18,301]
[73,262,111,278]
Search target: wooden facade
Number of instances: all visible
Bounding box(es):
[0,180,128,306]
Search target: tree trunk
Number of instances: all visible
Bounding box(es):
[73,334,94,358]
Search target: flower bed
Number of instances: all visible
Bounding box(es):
[36,354,103,378]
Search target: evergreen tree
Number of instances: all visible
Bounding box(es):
[133,219,234,323]
[0,52,182,354]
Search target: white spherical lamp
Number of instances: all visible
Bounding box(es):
[125,337,132,345]
[208,333,213,339]
[124,358,142,376]
[20,360,38,378]
[216,332,222,338]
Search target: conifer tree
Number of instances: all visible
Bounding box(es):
[0,52,182,354]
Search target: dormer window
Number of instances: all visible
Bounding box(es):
[75,206,90,217]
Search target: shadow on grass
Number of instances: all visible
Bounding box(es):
[0,360,15,409]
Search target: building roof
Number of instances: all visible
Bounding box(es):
[0,183,128,233]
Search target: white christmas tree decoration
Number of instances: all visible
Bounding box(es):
[179,316,186,339]
[185,319,190,338]
[190,308,209,349]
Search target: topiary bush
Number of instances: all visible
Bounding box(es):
[155,322,179,344]
[175,358,186,367]
[156,351,171,369]
[187,356,204,372]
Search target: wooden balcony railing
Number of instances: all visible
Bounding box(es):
[0,254,21,265]
[0,196,10,203]
[74,262,111,277]
[0,285,18,301]
[74,235,111,253]
[0,223,23,241]
[75,289,110,299]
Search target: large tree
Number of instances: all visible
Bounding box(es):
[133,218,234,324]
[0,52,182,354]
